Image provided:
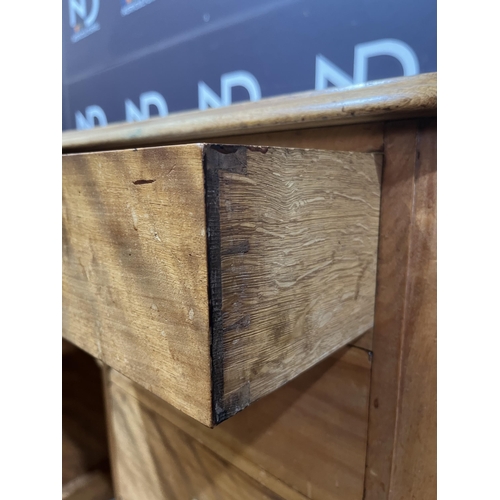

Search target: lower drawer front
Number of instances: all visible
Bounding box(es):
[106,345,371,500]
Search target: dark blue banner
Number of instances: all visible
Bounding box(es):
[62,0,436,130]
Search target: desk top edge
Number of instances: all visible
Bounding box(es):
[62,72,436,154]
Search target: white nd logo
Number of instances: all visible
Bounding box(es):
[69,0,100,43]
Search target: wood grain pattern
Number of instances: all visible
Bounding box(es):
[364,119,436,499]
[208,146,380,422]
[364,121,417,498]
[107,345,371,500]
[214,122,384,354]
[62,73,436,153]
[62,74,438,499]
[64,144,380,426]
[388,119,436,499]
[63,144,212,425]
[107,373,284,500]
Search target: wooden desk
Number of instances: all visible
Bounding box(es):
[62,72,436,500]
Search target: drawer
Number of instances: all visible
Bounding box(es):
[63,143,380,426]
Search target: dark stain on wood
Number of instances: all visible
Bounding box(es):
[133,179,156,185]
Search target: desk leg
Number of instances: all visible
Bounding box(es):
[365,118,437,500]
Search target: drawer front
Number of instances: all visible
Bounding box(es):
[63,144,213,425]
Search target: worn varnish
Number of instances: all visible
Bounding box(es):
[106,345,371,500]
[209,145,380,422]
[213,122,385,355]
[63,145,212,425]
[63,144,380,426]
[62,73,436,153]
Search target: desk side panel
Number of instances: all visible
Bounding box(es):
[206,146,380,422]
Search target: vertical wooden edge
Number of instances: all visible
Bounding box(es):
[203,144,251,426]
[364,119,419,499]
[374,152,384,188]
[364,118,436,499]
[203,144,224,427]
[389,119,437,498]
[101,363,119,498]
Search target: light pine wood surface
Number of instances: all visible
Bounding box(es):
[105,345,371,500]
[213,122,385,355]
[209,145,380,422]
[108,380,284,500]
[64,144,381,426]
[63,144,212,425]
